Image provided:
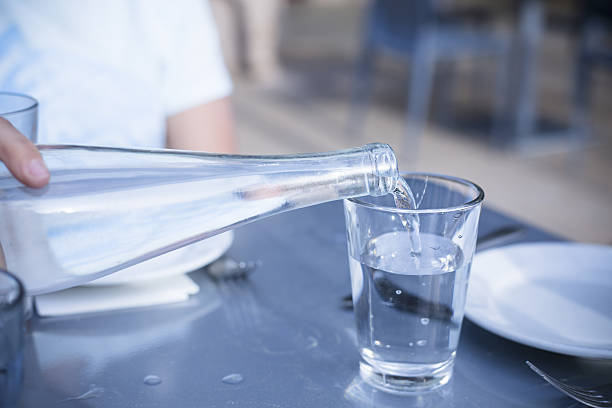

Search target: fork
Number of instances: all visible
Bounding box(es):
[207,256,261,280]
[526,361,612,407]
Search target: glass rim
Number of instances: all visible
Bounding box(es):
[0,268,24,308]
[0,92,39,117]
[346,172,484,214]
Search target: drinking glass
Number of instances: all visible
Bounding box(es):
[0,269,25,407]
[343,173,484,393]
[0,92,38,142]
[0,92,38,320]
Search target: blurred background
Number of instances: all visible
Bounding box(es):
[211,0,612,245]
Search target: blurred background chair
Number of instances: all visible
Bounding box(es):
[349,0,511,164]
[573,0,612,137]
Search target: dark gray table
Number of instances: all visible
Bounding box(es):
[20,202,611,407]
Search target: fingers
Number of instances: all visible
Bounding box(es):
[0,118,50,188]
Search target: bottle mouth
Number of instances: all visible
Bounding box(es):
[364,143,399,196]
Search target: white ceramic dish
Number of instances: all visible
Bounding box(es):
[87,231,233,285]
[466,242,612,359]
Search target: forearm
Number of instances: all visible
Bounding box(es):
[166,97,237,153]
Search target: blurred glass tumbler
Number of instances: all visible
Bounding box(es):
[0,270,24,407]
[344,173,484,393]
[0,92,38,142]
[0,93,38,321]
[0,95,30,405]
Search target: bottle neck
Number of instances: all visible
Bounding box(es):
[238,143,399,208]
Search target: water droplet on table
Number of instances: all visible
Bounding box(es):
[222,373,244,385]
[144,375,162,385]
[61,385,104,401]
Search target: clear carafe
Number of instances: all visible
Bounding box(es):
[0,143,399,294]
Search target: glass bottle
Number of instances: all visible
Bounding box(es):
[0,143,399,294]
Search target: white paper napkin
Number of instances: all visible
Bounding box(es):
[35,274,199,317]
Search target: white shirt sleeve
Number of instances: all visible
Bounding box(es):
[146,0,233,117]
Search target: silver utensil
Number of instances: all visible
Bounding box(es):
[207,257,262,280]
[526,361,612,408]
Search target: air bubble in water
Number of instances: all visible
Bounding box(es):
[416,339,427,346]
[420,317,430,325]
[395,290,402,295]
[458,234,463,238]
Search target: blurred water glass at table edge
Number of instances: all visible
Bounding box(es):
[0,92,38,143]
[0,94,32,407]
[343,173,484,394]
[0,93,38,321]
[0,269,25,407]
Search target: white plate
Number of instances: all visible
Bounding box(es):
[86,231,233,285]
[466,242,612,359]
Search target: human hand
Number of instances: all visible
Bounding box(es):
[0,117,50,188]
